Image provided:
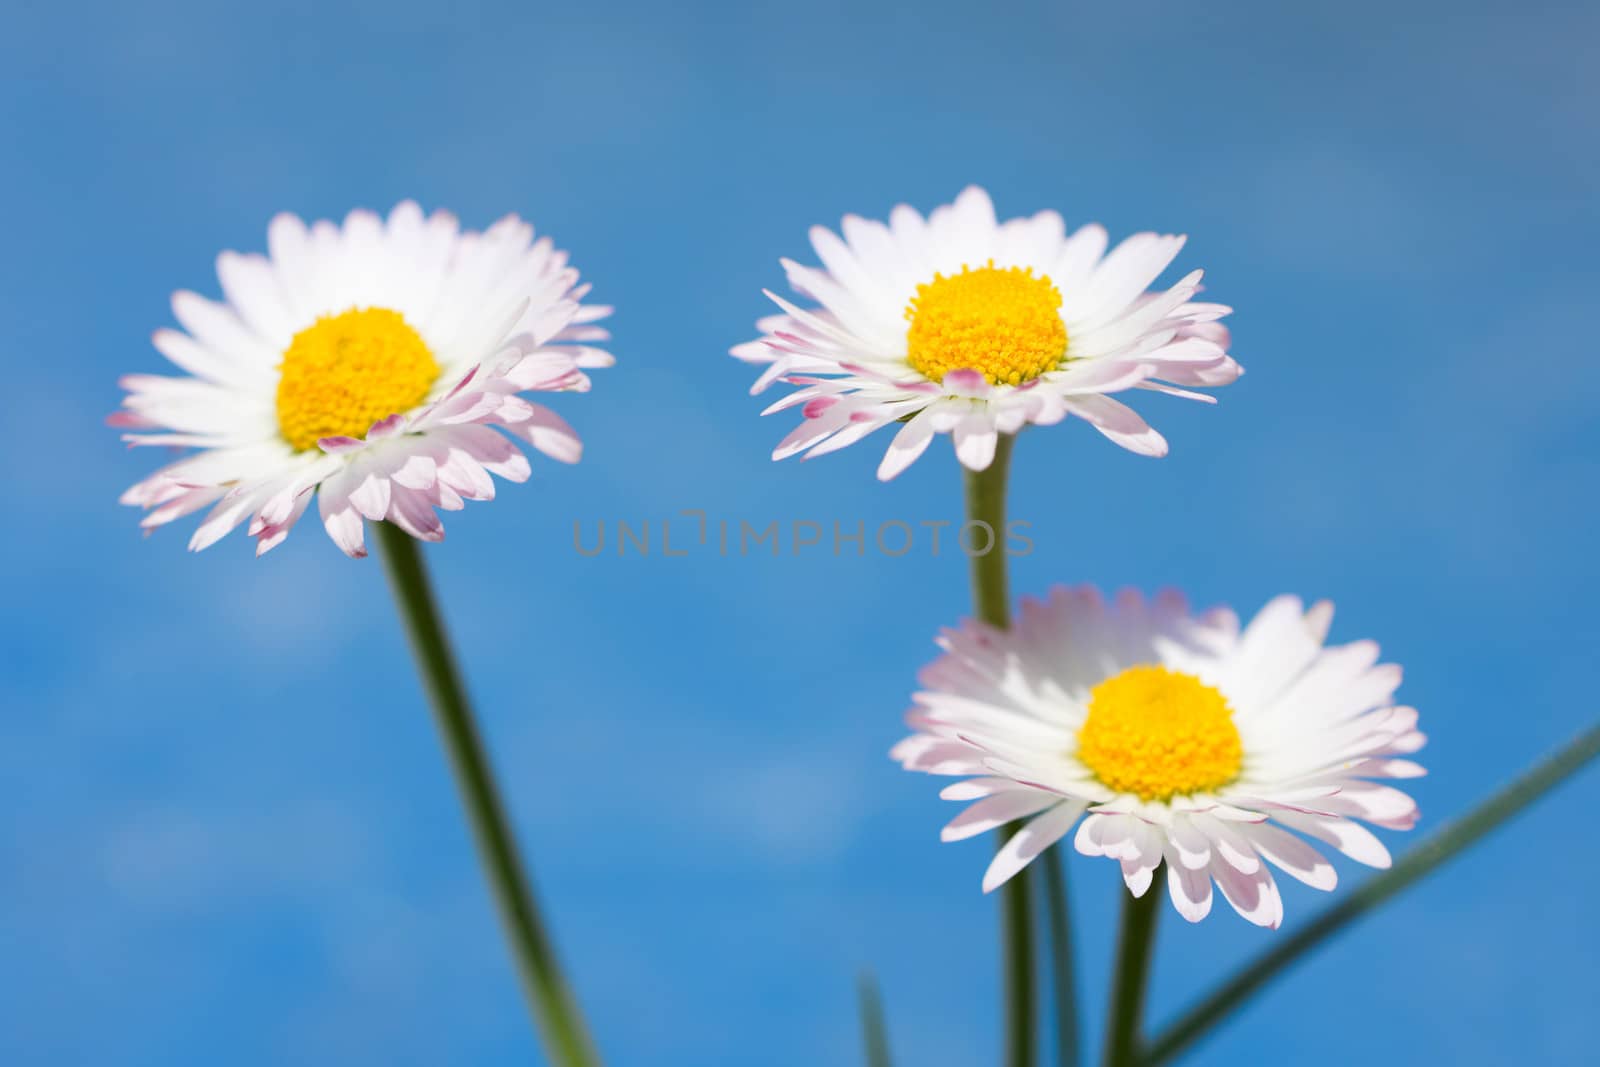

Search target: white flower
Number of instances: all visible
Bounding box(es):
[733,186,1239,480]
[115,202,612,557]
[893,587,1425,927]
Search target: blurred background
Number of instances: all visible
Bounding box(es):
[3,0,1597,1063]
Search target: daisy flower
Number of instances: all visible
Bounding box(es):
[732,186,1239,480]
[115,202,612,557]
[892,587,1425,927]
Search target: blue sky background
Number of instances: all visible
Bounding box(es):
[3,0,1598,1063]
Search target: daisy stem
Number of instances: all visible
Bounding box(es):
[1141,720,1600,1066]
[375,522,601,1067]
[1102,867,1161,1067]
[962,433,1038,1067]
[858,970,894,1067]
[1042,847,1080,1067]
[964,434,1016,630]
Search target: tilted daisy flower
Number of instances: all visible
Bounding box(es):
[892,587,1425,927]
[732,186,1239,480]
[115,202,612,557]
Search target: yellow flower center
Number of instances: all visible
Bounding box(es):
[1076,665,1243,802]
[275,307,440,451]
[904,262,1068,386]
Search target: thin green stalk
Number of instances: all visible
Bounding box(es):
[1143,721,1600,1066]
[997,845,1038,1067]
[962,434,1036,1067]
[376,522,601,1067]
[1041,848,1080,1067]
[963,434,1016,630]
[1102,869,1162,1067]
[858,971,894,1067]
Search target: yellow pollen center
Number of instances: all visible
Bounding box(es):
[275,307,440,451]
[904,261,1068,386]
[1076,665,1243,802]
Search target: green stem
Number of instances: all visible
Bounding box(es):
[963,434,1016,630]
[858,971,894,1067]
[1102,869,1162,1067]
[963,434,1036,1067]
[376,523,601,1067]
[1041,848,1080,1067]
[1143,721,1600,1066]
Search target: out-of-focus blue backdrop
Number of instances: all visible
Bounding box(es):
[3,1,1596,1063]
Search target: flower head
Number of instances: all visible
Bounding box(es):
[733,186,1239,479]
[115,202,613,557]
[893,587,1425,927]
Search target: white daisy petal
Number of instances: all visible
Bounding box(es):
[1062,395,1169,457]
[317,466,369,558]
[1068,233,1186,329]
[939,776,1034,801]
[497,401,583,464]
[150,327,272,390]
[254,487,313,557]
[1123,857,1157,898]
[217,251,296,348]
[1212,854,1284,929]
[952,412,1000,471]
[1167,817,1213,870]
[1045,224,1105,292]
[1165,844,1215,922]
[1238,822,1338,890]
[348,463,393,523]
[387,483,447,542]
[190,483,274,553]
[981,801,1088,894]
[942,790,1060,842]
[117,203,611,554]
[1191,813,1263,875]
[876,413,937,481]
[171,290,282,371]
[1273,810,1393,869]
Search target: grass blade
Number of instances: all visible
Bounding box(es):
[1143,722,1600,1065]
